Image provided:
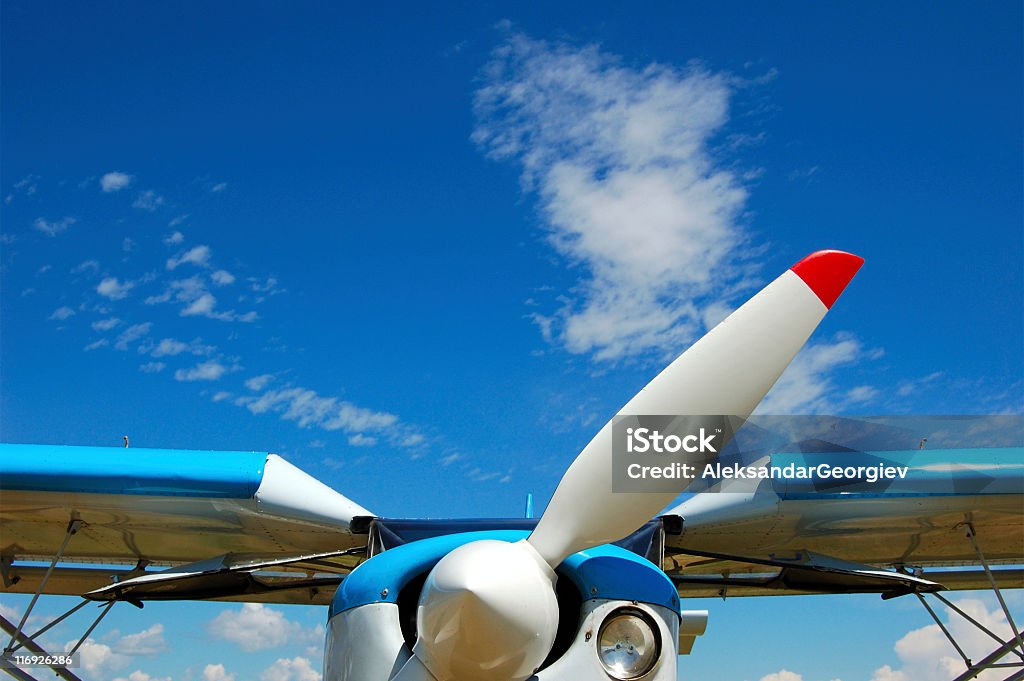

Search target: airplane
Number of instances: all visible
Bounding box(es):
[1,250,1021,681]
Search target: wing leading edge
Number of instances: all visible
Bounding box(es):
[0,444,372,603]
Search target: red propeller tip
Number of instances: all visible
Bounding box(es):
[790,250,864,309]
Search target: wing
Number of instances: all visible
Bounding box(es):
[663,440,1024,597]
[0,444,371,604]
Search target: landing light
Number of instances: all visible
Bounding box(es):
[596,608,660,679]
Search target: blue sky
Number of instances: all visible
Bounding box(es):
[1,2,1021,681]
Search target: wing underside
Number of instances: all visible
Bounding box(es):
[0,444,371,605]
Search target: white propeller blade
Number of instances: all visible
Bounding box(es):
[527,250,864,567]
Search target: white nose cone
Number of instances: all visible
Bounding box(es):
[414,539,559,681]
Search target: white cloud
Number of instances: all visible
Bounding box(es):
[145,337,216,358]
[113,672,171,681]
[101,171,133,192]
[756,337,877,414]
[73,259,100,274]
[474,33,751,361]
[146,276,257,322]
[759,672,803,681]
[347,433,378,447]
[118,623,167,656]
[261,657,321,681]
[245,374,274,391]
[896,371,944,398]
[69,638,128,677]
[208,604,320,653]
[123,237,136,253]
[203,664,236,681]
[33,216,76,237]
[211,269,235,286]
[164,230,185,244]
[166,245,212,270]
[211,182,227,193]
[182,293,217,317]
[115,323,153,351]
[846,385,879,403]
[85,339,110,351]
[7,174,39,202]
[139,362,166,373]
[870,597,1017,681]
[97,277,134,300]
[249,276,285,301]
[400,433,425,447]
[93,317,121,331]
[49,306,76,320]
[241,387,398,434]
[133,190,164,211]
[212,391,233,402]
[175,360,231,382]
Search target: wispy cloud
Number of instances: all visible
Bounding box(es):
[49,306,76,320]
[757,337,882,414]
[248,276,285,301]
[115,323,152,351]
[139,361,166,373]
[245,374,274,391]
[72,259,100,274]
[211,269,235,286]
[474,33,751,361]
[239,387,397,431]
[234,384,423,450]
[167,245,212,270]
[33,216,76,237]
[175,360,233,382]
[143,337,216,358]
[97,276,134,300]
[92,317,121,331]
[101,171,133,193]
[6,174,39,203]
[146,276,257,322]
[133,190,164,211]
[896,371,944,398]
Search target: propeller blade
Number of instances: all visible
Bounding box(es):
[528,250,864,567]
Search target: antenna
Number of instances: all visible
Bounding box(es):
[524,493,533,519]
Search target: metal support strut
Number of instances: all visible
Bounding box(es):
[916,521,1024,681]
[3,519,82,656]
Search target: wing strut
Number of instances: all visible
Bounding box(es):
[0,518,111,681]
[3,520,82,655]
[0,613,85,681]
[913,520,1024,680]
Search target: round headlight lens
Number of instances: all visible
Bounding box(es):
[596,608,660,679]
